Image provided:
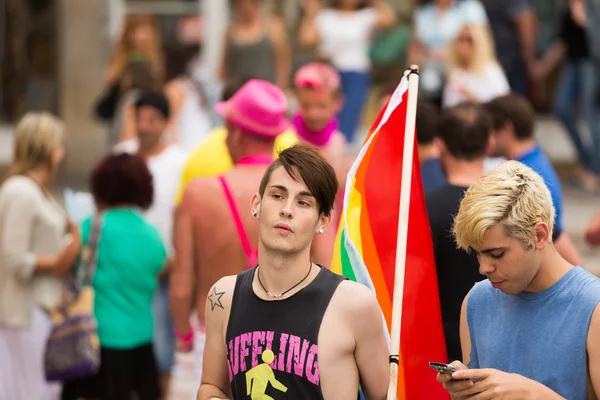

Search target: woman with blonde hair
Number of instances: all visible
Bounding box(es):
[442,24,510,108]
[0,112,81,399]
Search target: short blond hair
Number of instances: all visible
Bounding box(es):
[453,161,555,251]
[7,112,65,178]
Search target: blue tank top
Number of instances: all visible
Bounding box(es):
[467,266,600,400]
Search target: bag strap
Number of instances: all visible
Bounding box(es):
[77,214,103,287]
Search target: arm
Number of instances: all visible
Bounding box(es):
[170,191,197,347]
[588,304,600,397]
[164,80,186,144]
[217,26,231,82]
[513,5,538,73]
[270,16,292,91]
[459,291,472,366]
[197,277,236,400]
[407,27,426,65]
[533,40,566,80]
[2,191,80,281]
[298,0,321,50]
[352,285,390,399]
[119,100,137,143]
[372,0,397,29]
[585,210,600,246]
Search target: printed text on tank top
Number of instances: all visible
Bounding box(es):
[218,154,273,269]
[292,112,338,147]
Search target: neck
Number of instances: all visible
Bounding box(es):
[138,142,167,158]
[436,1,454,11]
[443,157,484,187]
[505,138,537,160]
[234,143,274,165]
[26,167,51,187]
[523,248,573,293]
[256,243,314,297]
[238,9,259,23]
[418,144,439,162]
[293,113,338,147]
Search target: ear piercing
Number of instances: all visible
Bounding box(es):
[253,212,257,217]
[319,228,324,234]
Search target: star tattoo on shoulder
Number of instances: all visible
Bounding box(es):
[208,286,225,311]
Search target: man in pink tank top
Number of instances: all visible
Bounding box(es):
[169,79,289,381]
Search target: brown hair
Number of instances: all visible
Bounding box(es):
[437,102,491,161]
[259,144,339,217]
[484,94,536,140]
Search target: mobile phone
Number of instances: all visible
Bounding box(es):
[429,362,458,375]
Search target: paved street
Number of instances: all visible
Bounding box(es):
[1,116,599,398]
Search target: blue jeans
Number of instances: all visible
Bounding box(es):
[339,71,371,143]
[553,59,600,173]
[152,280,176,373]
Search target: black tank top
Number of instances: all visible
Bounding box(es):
[225,265,346,399]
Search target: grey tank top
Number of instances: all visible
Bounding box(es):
[225,32,276,84]
[467,266,600,400]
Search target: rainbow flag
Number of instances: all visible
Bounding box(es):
[331,76,449,399]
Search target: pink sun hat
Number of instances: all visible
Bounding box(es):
[215,79,289,138]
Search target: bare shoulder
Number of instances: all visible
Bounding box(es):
[205,275,238,324]
[269,15,287,34]
[182,177,220,207]
[332,280,380,316]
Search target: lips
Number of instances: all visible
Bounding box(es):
[274,223,293,234]
[490,280,504,289]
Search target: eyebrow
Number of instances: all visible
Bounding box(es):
[470,246,507,254]
[269,184,314,198]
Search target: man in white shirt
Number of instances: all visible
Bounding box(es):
[113,91,187,398]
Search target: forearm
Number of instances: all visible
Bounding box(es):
[298,17,319,49]
[197,384,229,400]
[275,44,291,91]
[517,12,537,67]
[539,41,566,73]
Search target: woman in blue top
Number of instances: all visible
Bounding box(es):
[62,153,167,400]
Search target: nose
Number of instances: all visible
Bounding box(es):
[478,256,495,276]
[279,201,294,219]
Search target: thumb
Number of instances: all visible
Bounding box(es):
[449,360,467,370]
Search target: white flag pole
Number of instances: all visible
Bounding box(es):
[386,65,420,400]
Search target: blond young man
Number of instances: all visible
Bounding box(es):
[437,161,600,399]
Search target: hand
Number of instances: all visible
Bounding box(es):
[429,47,447,61]
[436,361,476,399]
[530,61,548,81]
[176,337,194,353]
[449,368,544,399]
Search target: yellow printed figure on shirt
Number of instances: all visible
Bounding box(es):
[245,349,288,399]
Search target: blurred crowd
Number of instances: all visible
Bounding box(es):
[1,0,600,399]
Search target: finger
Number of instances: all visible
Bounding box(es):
[452,368,494,380]
[436,373,452,384]
[443,378,475,394]
[452,378,492,397]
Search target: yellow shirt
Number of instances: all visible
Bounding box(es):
[176,127,298,203]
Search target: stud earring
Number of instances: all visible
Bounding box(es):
[319,228,324,234]
[253,212,257,217]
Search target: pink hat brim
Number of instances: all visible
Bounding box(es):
[215,101,289,138]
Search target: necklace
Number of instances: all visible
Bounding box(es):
[257,261,313,298]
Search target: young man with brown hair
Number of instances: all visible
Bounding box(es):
[198,144,390,399]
